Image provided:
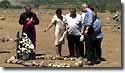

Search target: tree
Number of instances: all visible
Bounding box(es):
[0,0,11,9]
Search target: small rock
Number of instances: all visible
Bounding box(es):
[2,37,6,42]
[48,63,53,67]
[39,62,44,67]
[6,59,12,63]
[65,65,70,67]
[74,62,79,67]
[10,56,16,60]
[11,59,18,64]
[32,61,39,66]
[69,58,76,61]
[39,55,45,59]
[56,64,61,67]
[52,64,56,67]
[52,57,56,60]
[75,61,83,67]
[0,17,6,20]
[64,57,69,61]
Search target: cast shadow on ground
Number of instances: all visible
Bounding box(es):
[0,51,11,54]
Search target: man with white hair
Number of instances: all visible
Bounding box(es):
[79,3,87,57]
[81,3,93,29]
[80,3,94,65]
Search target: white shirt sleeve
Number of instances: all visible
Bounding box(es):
[51,15,57,24]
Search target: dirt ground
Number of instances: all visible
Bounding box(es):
[0,8,121,67]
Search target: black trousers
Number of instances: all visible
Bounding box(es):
[85,37,95,61]
[79,41,84,57]
[94,38,102,60]
[67,35,81,57]
[85,36,102,61]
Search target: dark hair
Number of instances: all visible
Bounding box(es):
[88,4,91,8]
[56,8,62,14]
[90,7,95,11]
[24,5,32,9]
[69,8,76,12]
[90,7,97,15]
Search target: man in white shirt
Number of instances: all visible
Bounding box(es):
[65,8,82,57]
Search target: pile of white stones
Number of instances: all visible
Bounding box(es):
[6,55,84,67]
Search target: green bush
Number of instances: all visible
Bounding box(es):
[0,0,11,9]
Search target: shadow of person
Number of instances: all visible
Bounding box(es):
[0,51,11,53]
[100,57,106,61]
[35,53,45,56]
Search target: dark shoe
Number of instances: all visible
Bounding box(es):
[83,55,87,58]
[94,59,101,64]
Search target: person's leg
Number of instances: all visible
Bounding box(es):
[74,36,81,57]
[86,38,95,65]
[25,27,36,49]
[55,44,62,57]
[79,41,84,57]
[32,29,36,49]
[95,38,102,60]
[92,40,97,62]
[84,37,88,58]
[67,35,75,57]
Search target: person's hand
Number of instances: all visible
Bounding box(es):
[81,30,84,35]
[80,35,84,42]
[26,18,30,21]
[84,30,88,34]
[84,27,89,36]
[27,18,33,24]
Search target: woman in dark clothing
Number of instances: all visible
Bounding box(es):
[92,10,103,64]
[84,8,103,65]
[19,6,39,49]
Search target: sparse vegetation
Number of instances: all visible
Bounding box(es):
[0,0,11,9]
[0,0,121,12]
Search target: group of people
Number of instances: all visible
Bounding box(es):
[19,3,103,65]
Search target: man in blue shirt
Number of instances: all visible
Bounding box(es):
[81,3,95,65]
[81,3,93,27]
[84,7,103,65]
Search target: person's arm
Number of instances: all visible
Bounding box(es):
[63,17,68,31]
[44,16,56,32]
[84,12,93,26]
[32,13,39,25]
[18,13,26,32]
[19,13,26,25]
[94,19,101,32]
[80,14,85,35]
[44,16,57,32]
[81,26,84,35]
[44,22,55,32]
